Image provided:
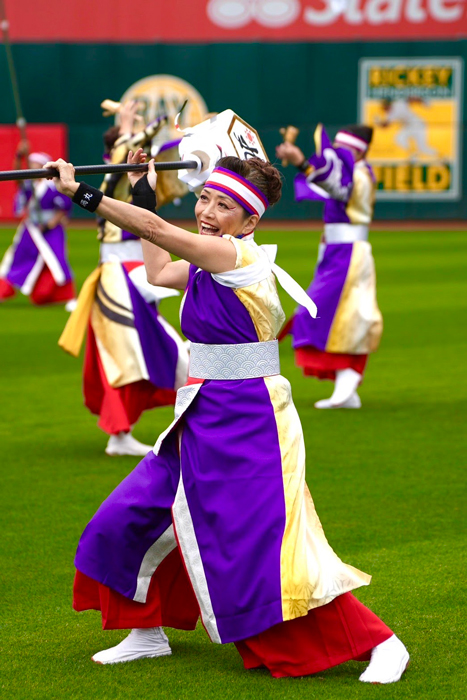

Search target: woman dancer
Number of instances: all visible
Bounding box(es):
[276,124,383,409]
[0,144,76,307]
[49,152,408,684]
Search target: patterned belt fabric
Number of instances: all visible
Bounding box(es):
[189,340,280,380]
[30,210,56,225]
[324,223,369,243]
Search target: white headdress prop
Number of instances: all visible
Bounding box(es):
[177,109,268,190]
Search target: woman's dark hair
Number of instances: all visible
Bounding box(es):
[103,126,120,154]
[342,124,374,146]
[215,156,282,208]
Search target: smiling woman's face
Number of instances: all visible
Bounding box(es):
[195,188,257,238]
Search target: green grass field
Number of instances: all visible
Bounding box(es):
[1,226,465,700]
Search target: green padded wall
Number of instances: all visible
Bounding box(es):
[1,40,465,220]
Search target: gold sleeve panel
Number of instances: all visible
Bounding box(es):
[222,235,260,270]
[108,139,132,204]
[235,278,286,342]
[346,162,375,225]
[99,138,133,242]
[100,221,129,243]
[99,139,132,194]
[222,237,286,341]
[154,145,190,208]
[112,141,131,165]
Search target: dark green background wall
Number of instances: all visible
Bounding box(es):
[1,40,465,221]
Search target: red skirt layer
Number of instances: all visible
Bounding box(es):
[0,267,75,305]
[295,346,368,381]
[0,278,16,300]
[74,560,391,678]
[30,267,76,305]
[73,549,200,631]
[83,325,176,435]
[235,592,392,678]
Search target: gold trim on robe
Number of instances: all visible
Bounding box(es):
[326,241,383,354]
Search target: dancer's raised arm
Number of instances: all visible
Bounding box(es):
[47,157,246,283]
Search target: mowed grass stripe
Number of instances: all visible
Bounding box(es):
[0,227,465,699]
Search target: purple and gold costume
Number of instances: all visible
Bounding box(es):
[58,132,188,435]
[75,235,370,643]
[291,126,382,377]
[0,180,75,304]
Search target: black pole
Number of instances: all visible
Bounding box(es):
[0,0,27,140]
[0,160,200,183]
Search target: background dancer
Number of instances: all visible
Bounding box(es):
[59,101,189,457]
[276,124,383,409]
[49,151,409,684]
[0,142,76,307]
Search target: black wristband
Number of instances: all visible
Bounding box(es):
[297,159,311,173]
[130,175,157,213]
[72,183,104,212]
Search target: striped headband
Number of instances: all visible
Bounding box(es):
[334,131,369,153]
[204,167,269,218]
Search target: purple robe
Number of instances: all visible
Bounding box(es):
[293,124,356,224]
[291,126,381,355]
[75,239,370,644]
[0,180,73,294]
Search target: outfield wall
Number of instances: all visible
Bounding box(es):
[0,38,465,221]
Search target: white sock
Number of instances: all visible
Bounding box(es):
[92,627,171,665]
[105,432,153,456]
[329,369,362,406]
[359,634,409,684]
[315,392,361,410]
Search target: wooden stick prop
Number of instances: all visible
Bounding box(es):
[0,160,200,183]
[100,99,123,117]
[279,126,299,166]
[0,0,27,142]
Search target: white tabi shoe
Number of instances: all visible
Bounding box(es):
[105,432,153,457]
[92,627,172,665]
[359,635,410,684]
[314,392,362,409]
[330,368,362,404]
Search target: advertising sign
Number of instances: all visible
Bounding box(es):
[359,58,464,200]
[120,74,208,151]
[4,0,467,42]
[0,125,68,221]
